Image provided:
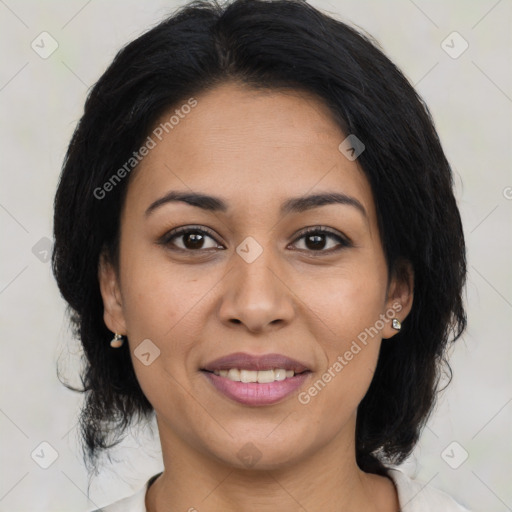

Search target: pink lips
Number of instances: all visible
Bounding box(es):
[202,352,310,373]
[201,352,312,406]
[202,371,311,406]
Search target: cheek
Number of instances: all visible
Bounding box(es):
[118,244,215,388]
[120,268,206,416]
[296,261,386,404]
[301,260,386,342]
[119,243,208,340]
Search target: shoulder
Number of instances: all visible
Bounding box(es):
[89,481,148,512]
[388,468,472,511]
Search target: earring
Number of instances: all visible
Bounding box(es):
[392,318,402,331]
[110,333,124,348]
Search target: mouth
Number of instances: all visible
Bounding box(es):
[200,352,313,406]
[200,362,312,406]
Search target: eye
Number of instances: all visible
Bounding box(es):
[158,225,351,254]
[290,227,351,253]
[158,226,224,252]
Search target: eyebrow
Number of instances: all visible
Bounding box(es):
[145,190,367,219]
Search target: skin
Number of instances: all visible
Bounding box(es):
[99,81,414,512]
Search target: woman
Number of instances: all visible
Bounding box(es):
[52,0,470,510]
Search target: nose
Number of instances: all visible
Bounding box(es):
[218,243,296,333]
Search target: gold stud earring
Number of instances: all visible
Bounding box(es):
[110,333,124,348]
[392,319,401,331]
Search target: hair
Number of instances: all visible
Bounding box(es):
[52,0,467,475]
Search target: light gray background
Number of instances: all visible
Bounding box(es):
[1,0,511,511]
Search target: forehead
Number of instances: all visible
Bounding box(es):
[124,81,377,224]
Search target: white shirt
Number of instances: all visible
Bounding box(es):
[92,468,471,511]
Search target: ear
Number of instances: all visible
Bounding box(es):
[98,251,127,335]
[382,259,414,340]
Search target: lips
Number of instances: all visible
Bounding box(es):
[202,370,311,406]
[201,352,311,373]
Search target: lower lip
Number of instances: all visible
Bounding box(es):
[202,371,311,406]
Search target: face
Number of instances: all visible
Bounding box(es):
[99,81,413,470]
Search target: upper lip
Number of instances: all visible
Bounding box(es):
[201,352,311,373]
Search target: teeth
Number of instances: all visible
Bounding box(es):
[212,368,296,382]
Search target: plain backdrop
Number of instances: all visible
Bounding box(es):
[0,0,511,511]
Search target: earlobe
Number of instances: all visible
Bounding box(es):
[382,260,414,339]
[97,252,127,335]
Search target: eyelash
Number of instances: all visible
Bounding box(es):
[158,225,352,255]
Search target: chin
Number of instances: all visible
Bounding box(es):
[205,434,307,472]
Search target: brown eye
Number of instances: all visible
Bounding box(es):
[291,227,351,253]
[159,226,223,252]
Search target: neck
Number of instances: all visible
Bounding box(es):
[145,416,398,512]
